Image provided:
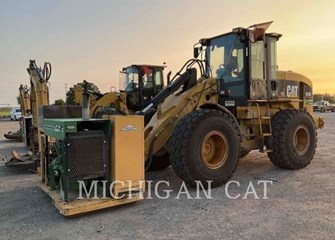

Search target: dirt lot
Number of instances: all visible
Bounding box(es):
[0,113,334,240]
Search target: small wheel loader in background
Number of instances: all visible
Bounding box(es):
[73,64,168,118]
[39,22,324,216]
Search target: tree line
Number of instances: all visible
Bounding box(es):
[313,94,335,103]
[55,82,100,106]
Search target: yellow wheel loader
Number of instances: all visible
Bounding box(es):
[139,21,324,187]
[74,64,168,117]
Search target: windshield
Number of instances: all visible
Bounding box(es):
[119,67,139,92]
[206,33,244,82]
[205,33,246,98]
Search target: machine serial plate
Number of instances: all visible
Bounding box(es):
[225,101,235,107]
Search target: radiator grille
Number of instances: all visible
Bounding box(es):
[67,131,106,180]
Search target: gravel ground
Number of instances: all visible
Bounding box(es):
[0,113,334,240]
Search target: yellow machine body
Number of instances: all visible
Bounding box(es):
[144,71,324,159]
[91,91,128,116]
[105,115,145,197]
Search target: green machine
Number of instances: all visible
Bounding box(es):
[43,118,110,202]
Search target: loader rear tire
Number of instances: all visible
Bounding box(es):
[147,151,170,171]
[169,109,241,187]
[268,109,316,169]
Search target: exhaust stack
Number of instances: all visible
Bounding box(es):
[82,80,90,119]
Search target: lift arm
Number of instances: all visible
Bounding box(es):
[18,84,31,115]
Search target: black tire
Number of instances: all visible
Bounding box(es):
[169,109,241,187]
[321,108,325,113]
[268,109,316,169]
[147,151,171,171]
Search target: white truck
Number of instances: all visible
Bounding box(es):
[313,101,335,112]
[10,107,21,120]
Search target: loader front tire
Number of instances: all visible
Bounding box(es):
[169,109,241,187]
[268,109,316,169]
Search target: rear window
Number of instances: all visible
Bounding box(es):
[15,109,21,113]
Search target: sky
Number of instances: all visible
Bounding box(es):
[1,0,334,106]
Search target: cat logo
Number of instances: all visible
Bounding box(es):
[286,85,298,97]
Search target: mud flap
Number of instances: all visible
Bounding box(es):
[314,117,325,129]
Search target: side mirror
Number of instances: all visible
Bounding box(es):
[193,47,201,58]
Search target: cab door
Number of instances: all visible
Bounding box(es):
[249,40,267,99]
[265,36,279,98]
[141,68,164,106]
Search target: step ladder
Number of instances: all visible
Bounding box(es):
[256,103,273,153]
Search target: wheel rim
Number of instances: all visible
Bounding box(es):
[201,130,228,169]
[293,125,310,155]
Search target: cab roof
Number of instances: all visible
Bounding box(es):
[199,26,282,45]
[123,64,166,71]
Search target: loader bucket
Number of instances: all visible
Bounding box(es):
[3,150,35,167]
[4,129,22,141]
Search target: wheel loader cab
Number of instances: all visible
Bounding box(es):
[202,28,281,107]
[120,65,165,111]
[204,32,248,107]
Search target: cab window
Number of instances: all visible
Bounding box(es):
[251,41,264,79]
[142,69,153,89]
[154,70,163,88]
